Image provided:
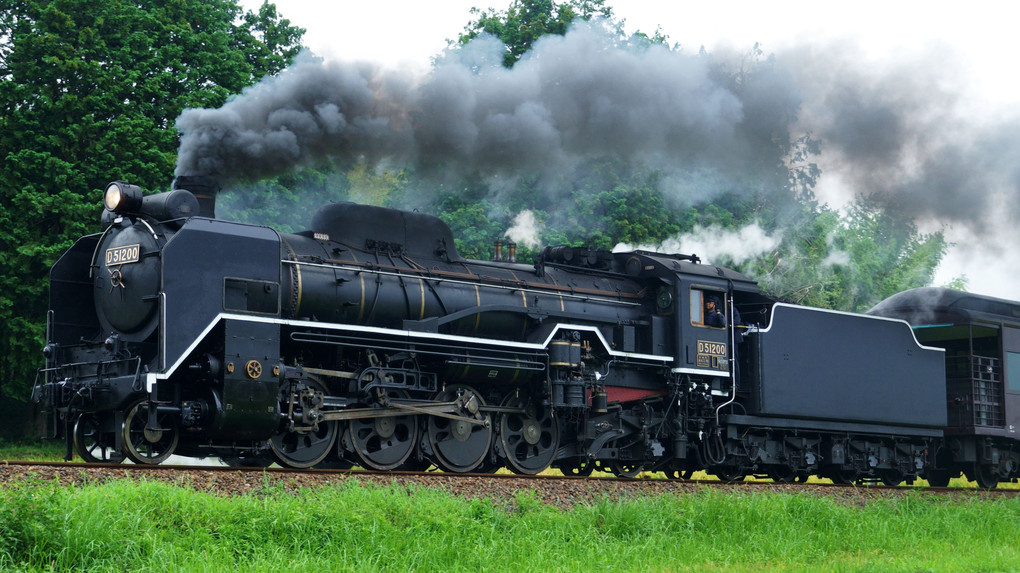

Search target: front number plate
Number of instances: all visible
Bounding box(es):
[105,244,140,265]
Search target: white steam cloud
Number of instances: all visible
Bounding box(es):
[505,210,542,248]
[613,222,781,265]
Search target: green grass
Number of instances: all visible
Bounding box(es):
[0,439,67,462]
[2,476,1019,572]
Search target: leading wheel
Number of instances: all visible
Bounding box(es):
[270,378,338,468]
[73,413,124,463]
[499,390,559,475]
[121,401,179,464]
[426,385,492,473]
[349,389,419,471]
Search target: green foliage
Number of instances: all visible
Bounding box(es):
[751,198,952,312]
[0,0,305,404]
[458,0,614,67]
[2,479,1020,571]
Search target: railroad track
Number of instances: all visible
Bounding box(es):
[2,460,1014,507]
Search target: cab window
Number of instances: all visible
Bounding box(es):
[691,288,727,329]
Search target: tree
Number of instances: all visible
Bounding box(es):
[749,198,950,312]
[0,0,304,412]
[458,0,613,67]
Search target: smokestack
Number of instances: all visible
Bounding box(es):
[493,239,504,262]
[172,175,220,219]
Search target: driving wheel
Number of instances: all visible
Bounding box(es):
[425,385,492,472]
[270,378,338,468]
[499,390,559,475]
[349,389,419,470]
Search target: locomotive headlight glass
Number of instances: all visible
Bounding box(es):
[104,182,143,214]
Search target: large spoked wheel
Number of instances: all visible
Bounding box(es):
[499,391,559,475]
[270,378,338,468]
[349,390,419,471]
[121,401,179,464]
[426,385,492,473]
[73,413,124,463]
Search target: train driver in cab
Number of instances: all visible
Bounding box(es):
[705,295,727,328]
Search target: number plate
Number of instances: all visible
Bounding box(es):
[697,340,727,356]
[105,244,140,265]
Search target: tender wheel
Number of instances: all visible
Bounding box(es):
[349,390,419,471]
[425,385,492,473]
[879,469,905,486]
[73,413,124,463]
[270,378,338,468]
[829,468,858,485]
[767,464,798,483]
[499,391,559,475]
[970,463,999,489]
[925,469,952,487]
[121,401,179,464]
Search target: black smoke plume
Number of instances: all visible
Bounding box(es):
[175,21,1020,256]
[175,23,794,204]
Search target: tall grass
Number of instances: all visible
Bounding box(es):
[0,439,67,462]
[2,477,1018,572]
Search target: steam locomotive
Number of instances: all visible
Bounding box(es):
[32,177,1020,487]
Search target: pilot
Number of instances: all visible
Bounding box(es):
[705,295,727,328]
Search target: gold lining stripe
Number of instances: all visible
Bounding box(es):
[508,269,528,339]
[474,285,481,332]
[418,278,425,319]
[548,273,565,312]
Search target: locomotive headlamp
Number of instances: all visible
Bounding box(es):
[104,182,143,214]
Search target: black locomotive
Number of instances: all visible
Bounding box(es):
[31,177,1020,487]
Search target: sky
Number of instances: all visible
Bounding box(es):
[233,0,1019,300]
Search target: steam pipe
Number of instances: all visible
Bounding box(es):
[714,293,738,427]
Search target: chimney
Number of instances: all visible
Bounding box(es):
[172,175,220,218]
